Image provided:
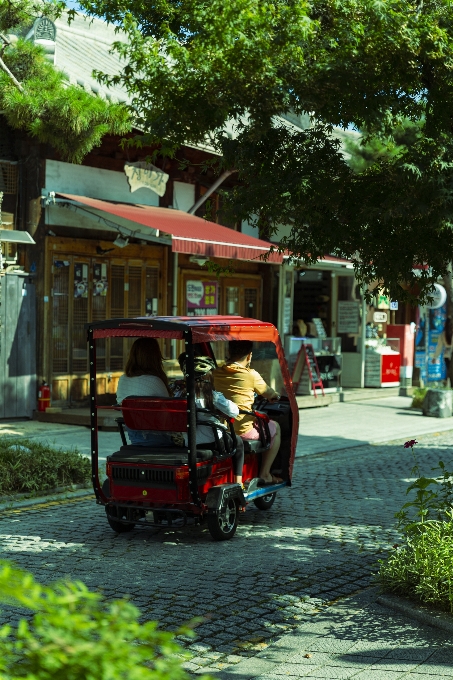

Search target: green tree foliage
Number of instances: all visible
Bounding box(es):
[0,1,130,163]
[76,0,453,301]
[0,560,209,680]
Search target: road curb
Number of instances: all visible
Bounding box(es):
[0,487,93,512]
[377,593,453,634]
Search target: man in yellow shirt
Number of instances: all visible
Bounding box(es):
[213,340,282,485]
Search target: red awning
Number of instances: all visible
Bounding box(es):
[57,193,283,264]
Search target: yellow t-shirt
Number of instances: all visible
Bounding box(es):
[213,363,269,435]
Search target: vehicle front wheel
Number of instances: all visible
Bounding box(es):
[106,505,135,533]
[253,492,276,510]
[207,498,239,541]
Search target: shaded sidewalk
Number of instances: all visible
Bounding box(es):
[215,588,453,679]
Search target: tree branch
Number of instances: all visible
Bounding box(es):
[0,54,24,92]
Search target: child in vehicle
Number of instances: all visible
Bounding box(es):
[181,355,244,485]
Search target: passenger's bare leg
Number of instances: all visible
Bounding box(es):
[259,421,281,482]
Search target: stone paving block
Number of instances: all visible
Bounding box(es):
[427,648,453,663]
[306,638,357,654]
[305,666,361,678]
[352,671,407,679]
[384,648,434,662]
[411,664,453,676]
[342,641,392,658]
[284,652,332,666]
[370,660,420,672]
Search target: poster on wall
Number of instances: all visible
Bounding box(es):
[93,263,108,296]
[74,263,88,298]
[428,304,447,381]
[415,304,447,382]
[186,280,218,316]
[337,301,360,334]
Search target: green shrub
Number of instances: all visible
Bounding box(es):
[411,387,427,409]
[0,438,90,495]
[378,440,453,612]
[0,561,209,680]
[378,520,453,613]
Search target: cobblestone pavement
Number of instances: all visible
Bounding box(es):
[1,430,452,676]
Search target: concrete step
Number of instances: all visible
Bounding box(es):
[340,387,401,402]
[35,408,118,430]
[296,394,338,409]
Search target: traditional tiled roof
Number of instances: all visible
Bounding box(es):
[53,12,130,104]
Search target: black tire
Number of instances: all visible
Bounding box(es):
[207,497,239,541]
[253,492,276,510]
[106,505,135,533]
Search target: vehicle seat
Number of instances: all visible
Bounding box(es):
[109,445,214,465]
[239,410,272,454]
[118,397,236,461]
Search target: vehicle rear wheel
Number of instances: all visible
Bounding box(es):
[253,492,276,510]
[207,498,239,541]
[106,505,135,533]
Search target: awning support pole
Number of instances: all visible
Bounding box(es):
[187,170,236,215]
[171,251,179,359]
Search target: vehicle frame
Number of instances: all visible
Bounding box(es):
[86,315,299,540]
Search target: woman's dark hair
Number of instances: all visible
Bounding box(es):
[125,338,170,393]
[446,317,453,345]
[195,372,214,412]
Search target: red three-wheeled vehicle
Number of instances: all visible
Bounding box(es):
[86,316,299,540]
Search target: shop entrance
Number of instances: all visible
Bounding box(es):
[293,269,331,336]
[50,252,162,405]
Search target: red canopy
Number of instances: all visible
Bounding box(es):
[57,193,283,264]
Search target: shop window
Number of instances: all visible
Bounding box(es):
[128,265,142,318]
[73,262,89,373]
[244,288,258,318]
[226,287,239,315]
[146,267,159,316]
[110,264,125,371]
[92,261,107,372]
[52,262,70,373]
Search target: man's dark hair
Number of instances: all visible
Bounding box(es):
[228,340,253,361]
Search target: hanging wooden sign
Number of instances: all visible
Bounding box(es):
[291,343,325,398]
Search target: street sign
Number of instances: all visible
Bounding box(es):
[390,301,399,311]
[373,311,388,323]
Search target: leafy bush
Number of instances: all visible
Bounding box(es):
[411,387,427,409]
[378,521,453,613]
[0,561,209,680]
[378,439,453,612]
[0,438,90,495]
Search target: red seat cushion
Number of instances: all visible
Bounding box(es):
[121,397,187,432]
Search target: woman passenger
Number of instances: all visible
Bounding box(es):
[116,338,172,447]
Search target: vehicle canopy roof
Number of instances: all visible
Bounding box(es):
[86,315,280,344]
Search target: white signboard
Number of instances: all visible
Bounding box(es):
[427,283,447,310]
[373,311,388,323]
[337,301,360,334]
[124,162,169,197]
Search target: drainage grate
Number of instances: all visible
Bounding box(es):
[112,466,174,484]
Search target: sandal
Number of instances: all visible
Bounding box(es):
[258,474,283,487]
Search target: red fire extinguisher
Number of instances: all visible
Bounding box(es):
[38,381,51,412]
